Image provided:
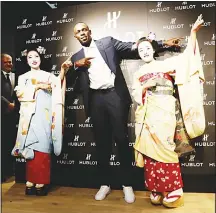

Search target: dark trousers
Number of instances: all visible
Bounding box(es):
[1,113,16,181]
[90,88,133,186]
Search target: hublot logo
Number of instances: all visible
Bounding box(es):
[46,31,63,42]
[17,18,32,29]
[129,142,135,147]
[66,87,74,92]
[57,153,75,165]
[65,123,74,128]
[56,46,73,57]
[200,53,214,66]
[109,154,120,166]
[128,122,135,128]
[79,154,97,166]
[181,154,203,167]
[163,18,184,30]
[203,94,215,106]
[36,15,52,27]
[67,98,84,110]
[201,2,215,8]
[149,2,170,13]
[204,34,215,46]
[68,142,86,147]
[16,158,26,163]
[51,64,60,75]
[202,134,209,142]
[91,142,96,147]
[79,117,93,128]
[57,13,74,24]
[205,77,215,86]
[104,11,121,29]
[194,142,215,147]
[26,33,42,44]
[175,1,196,10]
[74,135,79,142]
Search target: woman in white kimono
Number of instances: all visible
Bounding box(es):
[132,15,205,208]
[11,49,72,196]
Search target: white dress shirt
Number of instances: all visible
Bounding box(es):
[83,40,115,89]
[2,70,12,82]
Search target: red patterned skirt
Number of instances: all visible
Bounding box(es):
[26,150,51,184]
[144,156,183,192]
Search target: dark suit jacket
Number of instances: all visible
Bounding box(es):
[68,36,160,117]
[1,71,19,116]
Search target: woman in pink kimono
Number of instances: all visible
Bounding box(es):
[132,15,205,208]
[11,49,72,196]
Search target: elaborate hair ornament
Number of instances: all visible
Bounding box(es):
[21,49,28,56]
[36,46,46,54]
[147,32,156,40]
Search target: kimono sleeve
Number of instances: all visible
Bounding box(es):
[131,71,143,105]
[161,52,185,77]
[15,75,37,102]
[50,74,65,156]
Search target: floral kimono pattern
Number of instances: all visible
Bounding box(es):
[132,38,205,192]
[132,38,205,167]
[11,70,65,159]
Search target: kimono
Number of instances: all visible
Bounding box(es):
[11,70,65,184]
[132,38,205,192]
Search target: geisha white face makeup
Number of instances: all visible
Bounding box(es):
[27,50,41,70]
[138,41,155,63]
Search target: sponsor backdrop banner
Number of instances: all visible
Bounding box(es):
[14,2,215,190]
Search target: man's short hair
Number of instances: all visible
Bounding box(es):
[74,22,89,30]
[1,53,12,60]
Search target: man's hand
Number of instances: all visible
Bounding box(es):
[163,37,184,47]
[7,102,15,112]
[74,57,94,68]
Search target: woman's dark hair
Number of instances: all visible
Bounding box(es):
[26,49,41,57]
[137,37,159,58]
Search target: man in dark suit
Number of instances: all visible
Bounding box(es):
[61,22,180,203]
[1,53,18,182]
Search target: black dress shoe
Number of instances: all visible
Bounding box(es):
[25,186,36,195]
[36,185,48,196]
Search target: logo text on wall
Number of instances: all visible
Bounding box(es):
[26,33,42,44]
[46,31,63,42]
[149,2,170,12]
[79,154,97,166]
[175,1,196,10]
[17,19,32,29]
[57,13,74,24]
[104,11,121,29]
[36,16,52,27]
[163,18,184,30]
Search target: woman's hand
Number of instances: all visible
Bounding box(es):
[36,83,51,91]
[61,57,73,72]
[190,14,204,52]
[59,57,73,80]
[191,14,204,33]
